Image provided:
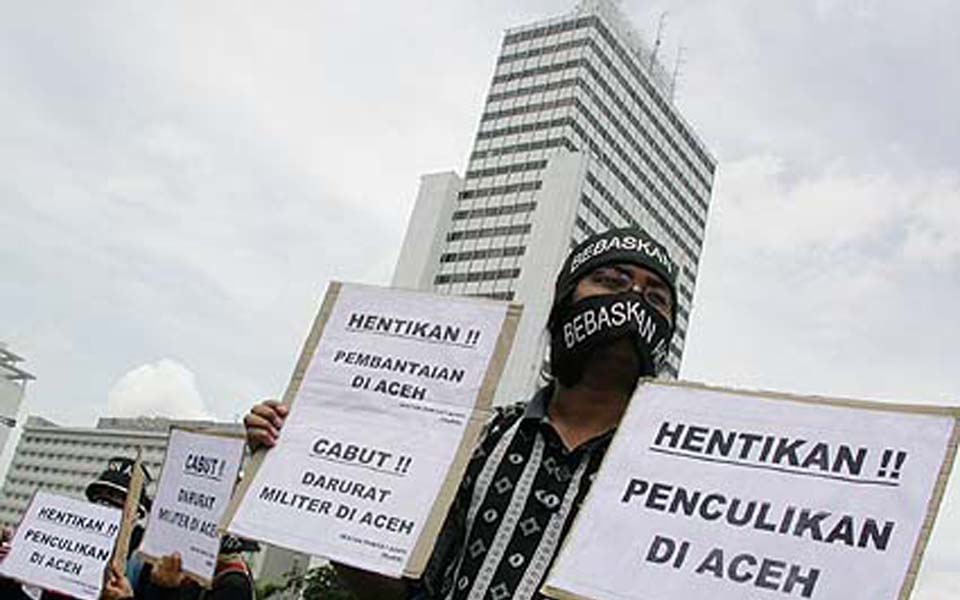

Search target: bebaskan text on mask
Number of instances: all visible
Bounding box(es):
[563,298,658,349]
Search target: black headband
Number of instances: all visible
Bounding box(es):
[553,227,679,310]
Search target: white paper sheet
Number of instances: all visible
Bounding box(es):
[139,428,246,582]
[0,491,121,600]
[227,283,510,577]
[544,383,957,600]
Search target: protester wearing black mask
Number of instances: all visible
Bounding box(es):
[243,226,678,600]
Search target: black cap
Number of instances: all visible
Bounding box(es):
[85,457,153,518]
[220,534,261,554]
[553,227,678,316]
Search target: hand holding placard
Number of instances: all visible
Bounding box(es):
[101,564,133,600]
[244,400,288,451]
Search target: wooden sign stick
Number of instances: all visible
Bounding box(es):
[111,448,145,573]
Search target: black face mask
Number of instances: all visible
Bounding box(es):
[549,291,673,387]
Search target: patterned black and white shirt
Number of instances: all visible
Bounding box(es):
[415,384,612,600]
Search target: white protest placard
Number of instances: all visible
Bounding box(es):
[0,490,121,600]
[224,282,520,577]
[543,381,959,600]
[139,428,246,584]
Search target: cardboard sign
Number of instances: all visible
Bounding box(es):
[139,428,246,584]
[0,491,121,600]
[543,381,959,600]
[224,282,520,577]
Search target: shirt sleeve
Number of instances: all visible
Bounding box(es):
[206,571,252,600]
[138,579,180,600]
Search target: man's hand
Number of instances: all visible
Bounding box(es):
[150,553,185,589]
[243,399,288,451]
[101,565,133,600]
[0,527,14,563]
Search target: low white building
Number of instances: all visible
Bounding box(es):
[0,415,231,526]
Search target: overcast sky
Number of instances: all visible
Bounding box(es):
[2,0,958,595]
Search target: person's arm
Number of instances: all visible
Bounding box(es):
[202,571,249,600]
[136,554,185,600]
[101,565,134,600]
[139,580,180,600]
[0,526,12,562]
[206,569,403,600]
[331,563,407,600]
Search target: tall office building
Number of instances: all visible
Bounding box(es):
[393,0,716,403]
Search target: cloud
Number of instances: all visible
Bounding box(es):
[902,177,960,264]
[684,155,960,402]
[106,359,212,420]
[630,0,960,177]
[711,156,960,263]
[0,0,488,426]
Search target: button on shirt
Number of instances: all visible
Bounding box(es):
[418,385,612,600]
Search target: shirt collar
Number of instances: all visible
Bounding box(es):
[521,384,554,423]
[521,383,617,453]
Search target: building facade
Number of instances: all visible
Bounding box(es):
[393,0,716,403]
[0,415,235,527]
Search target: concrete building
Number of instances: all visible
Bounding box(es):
[0,415,235,526]
[0,415,306,585]
[393,0,717,403]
